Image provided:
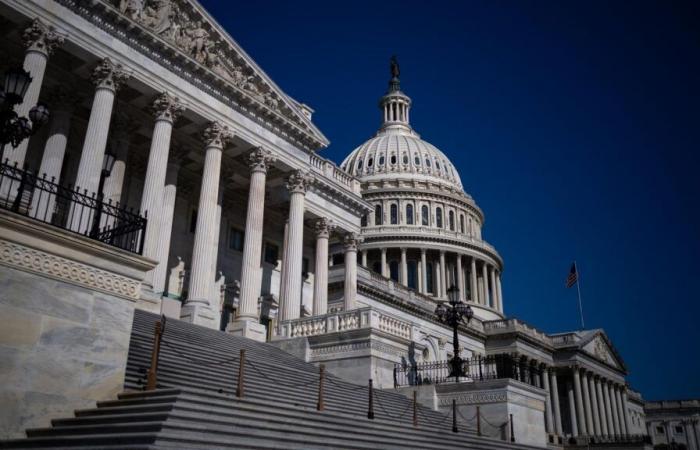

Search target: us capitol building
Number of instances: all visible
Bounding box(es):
[0,1,695,449]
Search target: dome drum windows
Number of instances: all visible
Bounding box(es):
[406,204,414,225]
[374,205,383,225]
[390,203,398,224]
[460,214,465,234]
[421,205,429,226]
[436,207,443,228]
[448,210,455,231]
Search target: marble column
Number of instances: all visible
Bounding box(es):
[550,370,564,435]
[470,257,478,303]
[567,382,579,437]
[489,266,497,310]
[614,385,626,436]
[439,250,447,296]
[621,387,632,436]
[31,89,76,219]
[596,376,609,435]
[152,161,180,295]
[2,19,64,166]
[381,248,389,278]
[581,370,595,435]
[231,148,275,340]
[400,247,408,286]
[573,367,587,435]
[70,58,131,232]
[344,233,358,311]
[279,171,310,321]
[312,218,333,316]
[420,249,427,294]
[589,373,602,436]
[278,217,290,303]
[361,250,367,268]
[608,382,620,436]
[481,262,490,307]
[602,380,615,435]
[496,270,503,312]
[181,122,232,328]
[100,111,136,229]
[542,368,554,434]
[141,92,184,288]
[456,254,464,301]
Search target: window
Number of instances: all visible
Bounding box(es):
[361,214,367,227]
[402,154,408,164]
[656,426,665,435]
[426,262,434,293]
[389,261,399,281]
[189,209,198,233]
[449,210,455,231]
[263,242,279,265]
[436,207,443,228]
[415,155,421,165]
[357,159,363,170]
[406,204,414,225]
[436,161,441,170]
[379,155,385,166]
[675,426,684,434]
[374,205,383,225]
[368,157,373,167]
[229,227,244,251]
[390,204,398,224]
[460,214,465,233]
[425,158,431,167]
[421,205,429,225]
[390,154,397,165]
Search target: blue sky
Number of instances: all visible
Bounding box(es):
[200,0,700,400]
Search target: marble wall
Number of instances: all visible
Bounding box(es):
[0,266,135,439]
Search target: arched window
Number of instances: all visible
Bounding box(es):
[415,155,421,165]
[361,214,367,227]
[390,204,398,224]
[421,205,429,225]
[389,261,399,282]
[460,214,465,233]
[357,159,363,170]
[436,207,443,228]
[379,155,385,166]
[374,205,382,225]
[426,262,434,294]
[368,157,373,167]
[406,204,414,225]
[390,154,397,165]
[449,210,455,231]
[407,261,417,290]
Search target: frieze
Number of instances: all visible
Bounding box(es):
[438,392,507,406]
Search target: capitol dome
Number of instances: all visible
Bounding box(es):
[341,58,505,321]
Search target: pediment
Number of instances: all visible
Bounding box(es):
[582,333,624,371]
[106,0,328,148]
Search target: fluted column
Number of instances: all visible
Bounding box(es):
[381,248,388,277]
[456,255,464,301]
[581,370,595,435]
[602,379,615,435]
[439,250,447,297]
[470,257,478,303]
[481,262,490,307]
[141,93,184,289]
[400,247,408,286]
[596,376,609,435]
[70,59,131,232]
[100,111,136,229]
[181,122,232,328]
[608,382,620,436]
[589,373,602,436]
[2,19,64,166]
[621,387,631,436]
[489,266,497,309]
[279,171,310,321]
[568,382,579,436]
[496,270,503,312]
[344,233,358,311]
[361,250,367,267]
[278,217,290,302]
[152,161,180,295]
[420,249,427,294]
[573,367,587,435]
[614,385,626,436]
[312,218,333,315]
[550,369,564,435]
[542,368,554,434]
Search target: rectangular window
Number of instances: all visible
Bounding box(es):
[656,426,665,434]
[264,242,279,265]
[229,227,244,251]
[675,426,684,434]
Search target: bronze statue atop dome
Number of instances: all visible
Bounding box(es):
[390,55,400,80]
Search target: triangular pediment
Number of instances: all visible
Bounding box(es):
[581,332,625,371]
[105,0,328,149]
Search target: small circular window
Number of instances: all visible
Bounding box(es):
[390,155,397,165]
[368,157,373,167]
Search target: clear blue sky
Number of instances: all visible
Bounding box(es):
[200,0,700,400]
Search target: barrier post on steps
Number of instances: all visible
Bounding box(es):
[510,413,515,442]
[236,349,246,398]
[476,405,481,436]
[317,365,325,411]
[367,379,374,419]
[146,320,162,391]
[413,390,418,427]
[452,399,458,433]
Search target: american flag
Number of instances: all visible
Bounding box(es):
[566,263,578,288]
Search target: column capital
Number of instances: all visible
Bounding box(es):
[151,91,185,123]
[343,233,359,251]
[91,58,131,92]
[248,146,276,174]
[313,217,334,238]
[286,170,312,194]
[400,247,407,253]
[420,248,427,255]
[23,18,65,56]
[202,121,233,149]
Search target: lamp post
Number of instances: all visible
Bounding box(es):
[0,67,50,148]
[435,284,474,382]
[89,150,116,238]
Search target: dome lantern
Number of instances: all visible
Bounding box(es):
[378,56,412,133]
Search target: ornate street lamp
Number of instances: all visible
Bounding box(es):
[0,67,50,148]
[89,150,117,238]
[435,284,474,381]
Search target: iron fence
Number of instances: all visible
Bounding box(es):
[0,160,147,254]
[394,354,543,388]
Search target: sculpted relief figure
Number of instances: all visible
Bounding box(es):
[143,0,173,35]
[119,0,144,20]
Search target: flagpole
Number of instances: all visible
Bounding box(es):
[574,260,585,330]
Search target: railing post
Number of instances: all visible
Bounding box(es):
[316,364,325,411]
[146,320,162,391]
[11,165,30,212]
[367,379,374,419]
[393,366,397,388]
[477,405,482,436]
[510,413,515,442]
[413,390,418,427]
[236,349,246,398]
[452,398,458,433]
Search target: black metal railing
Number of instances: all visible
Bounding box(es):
[0,160,147,254]
[394,354,543,388]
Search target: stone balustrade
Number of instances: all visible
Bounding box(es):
[484,318,550,344]
[275,306,413,341]
[309,153,362,194]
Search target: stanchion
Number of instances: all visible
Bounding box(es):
[367,379,374,419]
[477,405,481,436]
[146,320,163,391]
[510,413,515,442]
[236,349,246,398]
[413,391,418,427]
[452,399,458,433]
[317,365,325,411]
